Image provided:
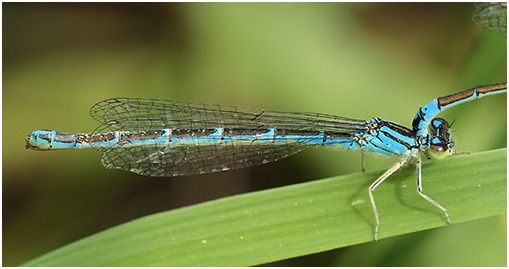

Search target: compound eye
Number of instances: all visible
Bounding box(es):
[429,144,449,159]
[429,137,450,160]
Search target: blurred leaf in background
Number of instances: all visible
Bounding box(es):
[473,2,507,37]
[3,2,506,266]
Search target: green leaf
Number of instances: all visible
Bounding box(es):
[21,148,506,266]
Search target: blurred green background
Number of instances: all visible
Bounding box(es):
[3,3,506,266]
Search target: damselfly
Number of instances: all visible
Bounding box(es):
[26,82,506,240]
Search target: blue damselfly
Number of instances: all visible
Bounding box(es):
[26,82,506,240]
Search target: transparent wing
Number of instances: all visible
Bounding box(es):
[90,98,366,132]
[89,98,368,177]
[473,2,507,37]
[98,141,315,177]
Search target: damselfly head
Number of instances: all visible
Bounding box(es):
[428,118,454,159]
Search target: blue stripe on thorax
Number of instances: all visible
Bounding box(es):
[361,118,417,156]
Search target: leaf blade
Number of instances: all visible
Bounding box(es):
[21,148,507,266]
